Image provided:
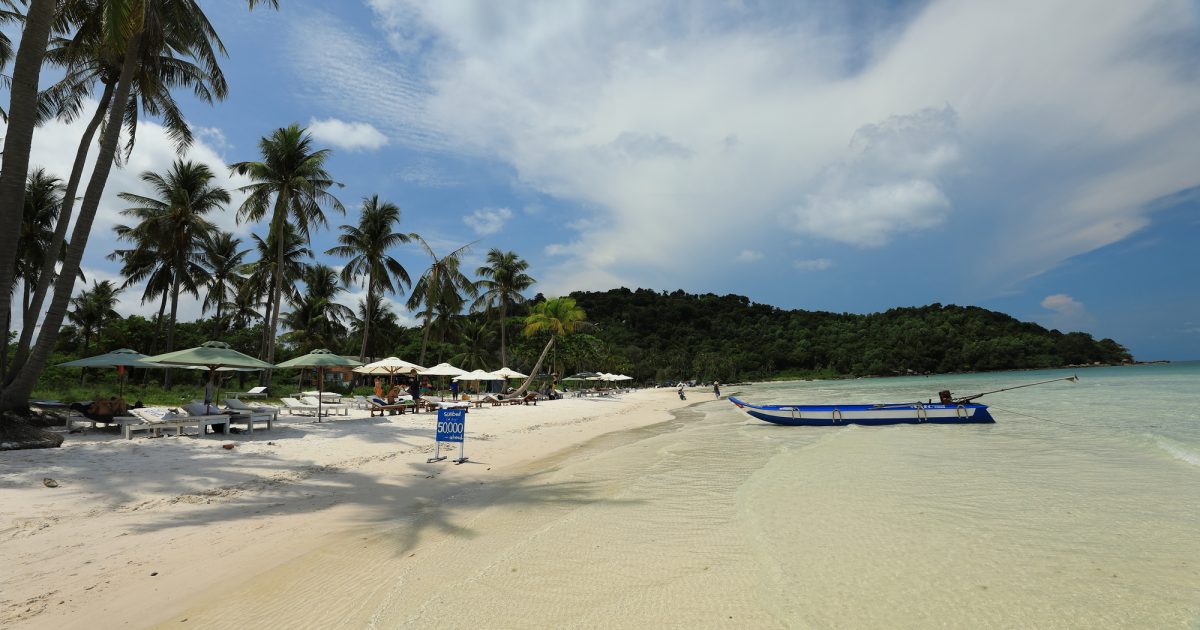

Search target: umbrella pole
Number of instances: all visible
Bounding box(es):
[317,367,323,422]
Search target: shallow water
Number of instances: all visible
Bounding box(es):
[183,364,1200,628]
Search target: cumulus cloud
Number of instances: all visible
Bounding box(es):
[794,258,834,271]
[734,249,764,263]
[308,117,389,151]
[296,0,1200,294]
[1041,294,1085,316]
[789,107,958,247]
[463,206,514,235]
[1040,293,1094,330]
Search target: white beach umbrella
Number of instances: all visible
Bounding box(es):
[491,366,528,379]
[420,363,469,377]
[452,369,504,382]
[453,369,505,399]
[353,356,425,375]
[420,363,469,400]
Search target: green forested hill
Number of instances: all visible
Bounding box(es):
[569,288,1131,383]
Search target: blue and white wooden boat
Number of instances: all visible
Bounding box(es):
[728,397,995,426]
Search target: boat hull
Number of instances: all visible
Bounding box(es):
[728,397,994,426]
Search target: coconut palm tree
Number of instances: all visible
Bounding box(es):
[113,159,229,385]
[66,279,123,356]
[3,0,278,411]
[0,0,60,347]
[350,293,400,360]
[230,124,344,366]
[2,168,65,380]
[510,297,587,396]
[326,195,415,360]
[281,264,352,353]
[16,169,65,320]
[241,222,313,361]
[14,13,234,355]
[472,249,534,367]
[228,280,262,331]
[199,231,247,330]
[451,318,496,371]
[407,237,478,365]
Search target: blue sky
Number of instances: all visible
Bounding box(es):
[11,0,1200,360]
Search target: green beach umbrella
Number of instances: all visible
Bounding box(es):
[146,341,276,411]
[59,348,162,398]
[276,349,362,420]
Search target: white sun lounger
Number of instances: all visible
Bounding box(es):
[219,399,275,434]
[227,386,268,399]
[300,396,349,416]
[280,397,320,417]
[117,407,231,440]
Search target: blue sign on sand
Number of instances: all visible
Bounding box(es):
[436,408,466,443]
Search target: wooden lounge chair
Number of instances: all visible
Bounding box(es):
[367,397,412,417]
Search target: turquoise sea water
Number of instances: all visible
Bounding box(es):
[368,363,1200,628]
[194,363,1200,628]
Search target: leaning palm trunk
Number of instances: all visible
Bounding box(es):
[510,336,555,397]
[10,82,117,376]
[0,30,143,412]
[0,0,56,362]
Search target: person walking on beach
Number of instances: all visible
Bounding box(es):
[677,381,686,400]
[408,369,422,407]
[713,381,721,398]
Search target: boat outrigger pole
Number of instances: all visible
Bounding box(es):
[953,374,1078,403]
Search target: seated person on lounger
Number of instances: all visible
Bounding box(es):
[385,385,404,415]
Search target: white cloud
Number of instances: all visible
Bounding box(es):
[308,117,389,152]
[297,0,1200,294]
[734,249,763,263]
[788,107,958,247]
[395,157,459,187]
[1041,294,1085,316]
[793,258,834,271]
[463,206,513,235]
[1040,293,1093,330]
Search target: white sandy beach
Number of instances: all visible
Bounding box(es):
[0,389,690,629]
